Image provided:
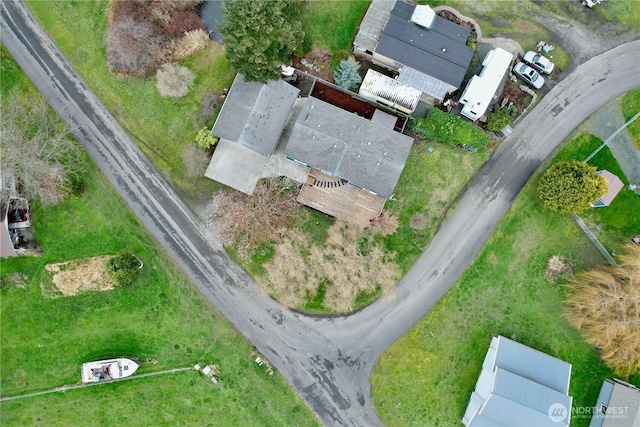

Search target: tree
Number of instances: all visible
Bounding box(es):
[486,107,513,132]
[219,0,303,82]
[0,94,85,207]
[537,160,608,213]
[156,63,195,98]
[333,57,362,90]
[105,17,165,77]
[564,244,640,377]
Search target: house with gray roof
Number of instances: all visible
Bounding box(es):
[205,73,303,195]
[353,0,474,103]
[590,379,640,427]
[204,73,414,224]
[462,335,573,427]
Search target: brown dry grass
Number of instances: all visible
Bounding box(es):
[564,244,640,377]
[258,220,401,312]
[45,256,115,296]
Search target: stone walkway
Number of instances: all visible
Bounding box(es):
[576,97,640,194]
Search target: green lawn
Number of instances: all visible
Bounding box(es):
[300,0,371,53]
[0,50,318,427]
[26,0,232,203]
[384,140,490,273]
[372,134,640,427]
[621,87,640,150]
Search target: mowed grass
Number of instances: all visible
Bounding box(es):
[26,0,233,203]
[371,179,616,427]
[0,53,318,427]
[300,0,371,52]
[384,140,490,273]
[621,87,640,150]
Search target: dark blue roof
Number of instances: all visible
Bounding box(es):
[376,1,473,88]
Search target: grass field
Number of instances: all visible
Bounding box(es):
[621,88,640,150]
[300,0,370,53]
[0,50,318,427]
[371,133,640,427]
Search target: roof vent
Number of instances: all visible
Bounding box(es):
[411,5,436,29]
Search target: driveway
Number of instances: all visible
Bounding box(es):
[2,1,640,425]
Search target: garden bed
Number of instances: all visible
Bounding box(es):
[311,81,375,119]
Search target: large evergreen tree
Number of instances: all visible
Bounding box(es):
[537,160,608,213]
[219,0,303,83]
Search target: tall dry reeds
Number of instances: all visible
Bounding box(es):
[564,244,640,377]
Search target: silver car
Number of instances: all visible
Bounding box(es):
[523,51,555,74]
[513,62,545,89]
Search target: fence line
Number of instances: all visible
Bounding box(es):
[571,213,621,267]
[0,367,193,403]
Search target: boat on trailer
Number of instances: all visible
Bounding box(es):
[81,358,139,383]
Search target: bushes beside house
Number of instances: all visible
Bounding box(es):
[409,109,489,148]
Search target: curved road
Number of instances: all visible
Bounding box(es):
[2,2,639,425]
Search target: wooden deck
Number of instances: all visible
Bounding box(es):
[297,169,386,226]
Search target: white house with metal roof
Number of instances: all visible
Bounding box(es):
[462,335,573,427]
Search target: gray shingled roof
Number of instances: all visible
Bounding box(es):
[284,97,413,198]
[211,74,300,157]
[376,1,473,89]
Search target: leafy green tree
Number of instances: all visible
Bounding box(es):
[486,108,512,132]
[537,160,608,213]
[219,0,303,83]
[333,57,362,90]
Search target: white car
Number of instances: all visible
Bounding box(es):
[523,51,555,74]
[513,62,545,89]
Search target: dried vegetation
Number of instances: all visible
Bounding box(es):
[564,244,640,377]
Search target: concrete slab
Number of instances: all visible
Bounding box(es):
[204,139,266,195]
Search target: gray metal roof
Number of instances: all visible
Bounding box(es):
[376,1,473,89]
[211,74,300,157]
[397,66,449,101]
[463,336,573,427]
[284,97,413,198]
[491,336,572,394]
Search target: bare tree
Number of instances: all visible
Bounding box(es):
[205,177,300,258]
[105,16,164,77]
[564,244,640,377]
[0,94,84,206]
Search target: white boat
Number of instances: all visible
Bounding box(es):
[81,358,139,383]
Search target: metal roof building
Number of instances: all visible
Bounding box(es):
[211,73,300,157]
[374,1,473,99]
[284,97,414,199]
[462,335,573,427]
[359,69,421,114]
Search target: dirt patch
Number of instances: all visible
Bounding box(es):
[45,256,115,296]
[312,82,376,119]
[291,47,334,82]
[496,79,532,118]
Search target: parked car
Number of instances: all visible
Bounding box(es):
[523,51,555,74]
[513,62,545,89]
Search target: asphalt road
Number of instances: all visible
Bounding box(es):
[2,1,639,425]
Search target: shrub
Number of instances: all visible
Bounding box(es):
[156,63,195,98]
[409,109,489,148]
[195,127,219,149]
[107,252,142,287]
[537,160,608,213]
[105,17,164,77]
[486,109,513,132]
[333,57,362,90]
